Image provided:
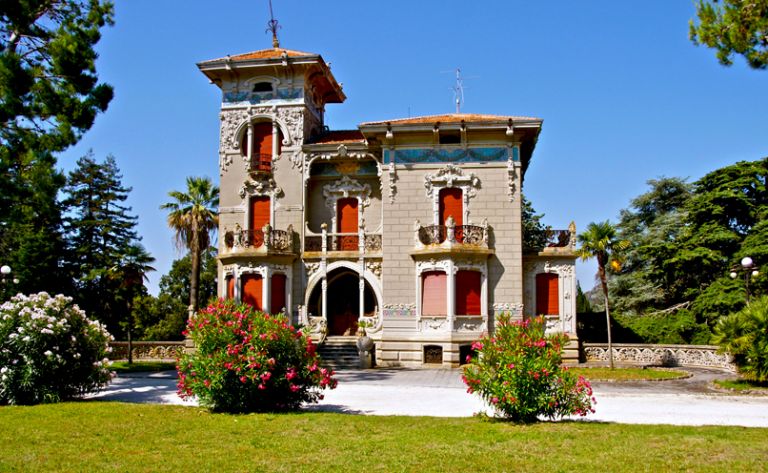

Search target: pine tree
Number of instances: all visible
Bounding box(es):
[61,152,141,335]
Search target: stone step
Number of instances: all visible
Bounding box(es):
[317,338,361,369]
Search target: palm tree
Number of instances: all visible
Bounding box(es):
[111,243,156,363]
[577,221,629,369]
[160,176,219,317]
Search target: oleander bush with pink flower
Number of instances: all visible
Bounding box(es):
[0,293,114,405]
[177,299,337,412]
[462,314,594,423]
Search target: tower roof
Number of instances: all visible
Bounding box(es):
[197,47,346,104]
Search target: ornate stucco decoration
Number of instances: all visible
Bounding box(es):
[322,175,372,213]
[304,262,321,279]
[415,258,453,275]
[423,165,480,199]
[387,160,397,203]
[492,302,524,316]
[365,261,382,278]
[238,176,283,200]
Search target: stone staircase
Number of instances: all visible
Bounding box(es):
[317,336,360,370]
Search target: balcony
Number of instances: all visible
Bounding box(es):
[524,221,577,255]
[412,217,492,256]
[248,153,272,177]
[221,224,296,261]
[304,223,382,256]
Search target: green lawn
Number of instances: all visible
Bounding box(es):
[110,361,177,373]
[714,379,768,393]
[572,367,688,381]
[0,403,765,472]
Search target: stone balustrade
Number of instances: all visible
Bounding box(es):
[583,343,736,372]
[108,341,185,362]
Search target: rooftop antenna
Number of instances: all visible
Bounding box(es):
[266,0,281,48]
[452,68,464,113]
[442,68,476,113]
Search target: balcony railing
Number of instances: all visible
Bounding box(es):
[524,222,577,253]
[223,224,295,254]
[415,217,490,250]
[248,153,272,175]
[304,223,382,254]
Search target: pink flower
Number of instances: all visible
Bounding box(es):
[240,375,247,383]
[286,368,297,380]
[471,341,483,351]
[290,384,300,392]
[491,396,499,404]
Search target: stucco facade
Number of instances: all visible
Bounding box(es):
[199,46,578,367]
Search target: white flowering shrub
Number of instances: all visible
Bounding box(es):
[0,293,114,404]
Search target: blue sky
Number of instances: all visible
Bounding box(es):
[58,1,768,293]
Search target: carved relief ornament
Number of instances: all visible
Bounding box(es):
[423,164,480,199]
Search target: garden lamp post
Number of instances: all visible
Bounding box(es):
[729,257,759,304]
[1,265,18,284]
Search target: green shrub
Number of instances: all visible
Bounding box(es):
[177,299,337,412]
[462,314,594,423]
[615,309,712,345]
[0,293,113,405]
[713,296,768,382]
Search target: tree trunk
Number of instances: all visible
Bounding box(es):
[127,298,133,364]
[189,226,200,315]
[598,258,614,369]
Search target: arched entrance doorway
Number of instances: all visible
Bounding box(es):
[307,268,377,336]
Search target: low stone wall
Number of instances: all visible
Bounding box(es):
[109,341,185,362]
[583,343,736,372]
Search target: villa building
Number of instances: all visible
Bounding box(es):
[197,46,579,367]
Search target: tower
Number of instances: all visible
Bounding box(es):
[198,47,345,320]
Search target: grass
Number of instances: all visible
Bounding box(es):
[110,361,177,373]
[571,367,688,381]
[714,379,768,393]
[0,402,766,472]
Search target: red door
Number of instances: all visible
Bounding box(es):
[250,196,270,247]
[422,271,447,316]
[439,188,463,242]
[536,273,559,315]
[270,273,287,314]
[242,274,263,310]
[225,275,234,299]
[455,270,481,316]
[337,197,359,251]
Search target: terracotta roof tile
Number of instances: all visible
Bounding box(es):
[360,113,541,126]
[199,48,316,64]
[308,130,365,145]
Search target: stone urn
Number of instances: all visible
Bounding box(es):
[356,326,374,369]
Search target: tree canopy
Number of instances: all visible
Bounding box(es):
[690,0,768,69]
[0,0,114,299]
[608,158,767,343]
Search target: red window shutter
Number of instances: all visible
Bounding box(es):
[536,273,559,315]
[226,275,234,299]
[253,122,273,157]
[270,273,287,314]
[439,188,463,227]
[250,196,270,230]
[456,270,481,316]
[422,271,447,316]
[242,274,263,310]
[337,198,359,250]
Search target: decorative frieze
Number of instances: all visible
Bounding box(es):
[383,303,416,317]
